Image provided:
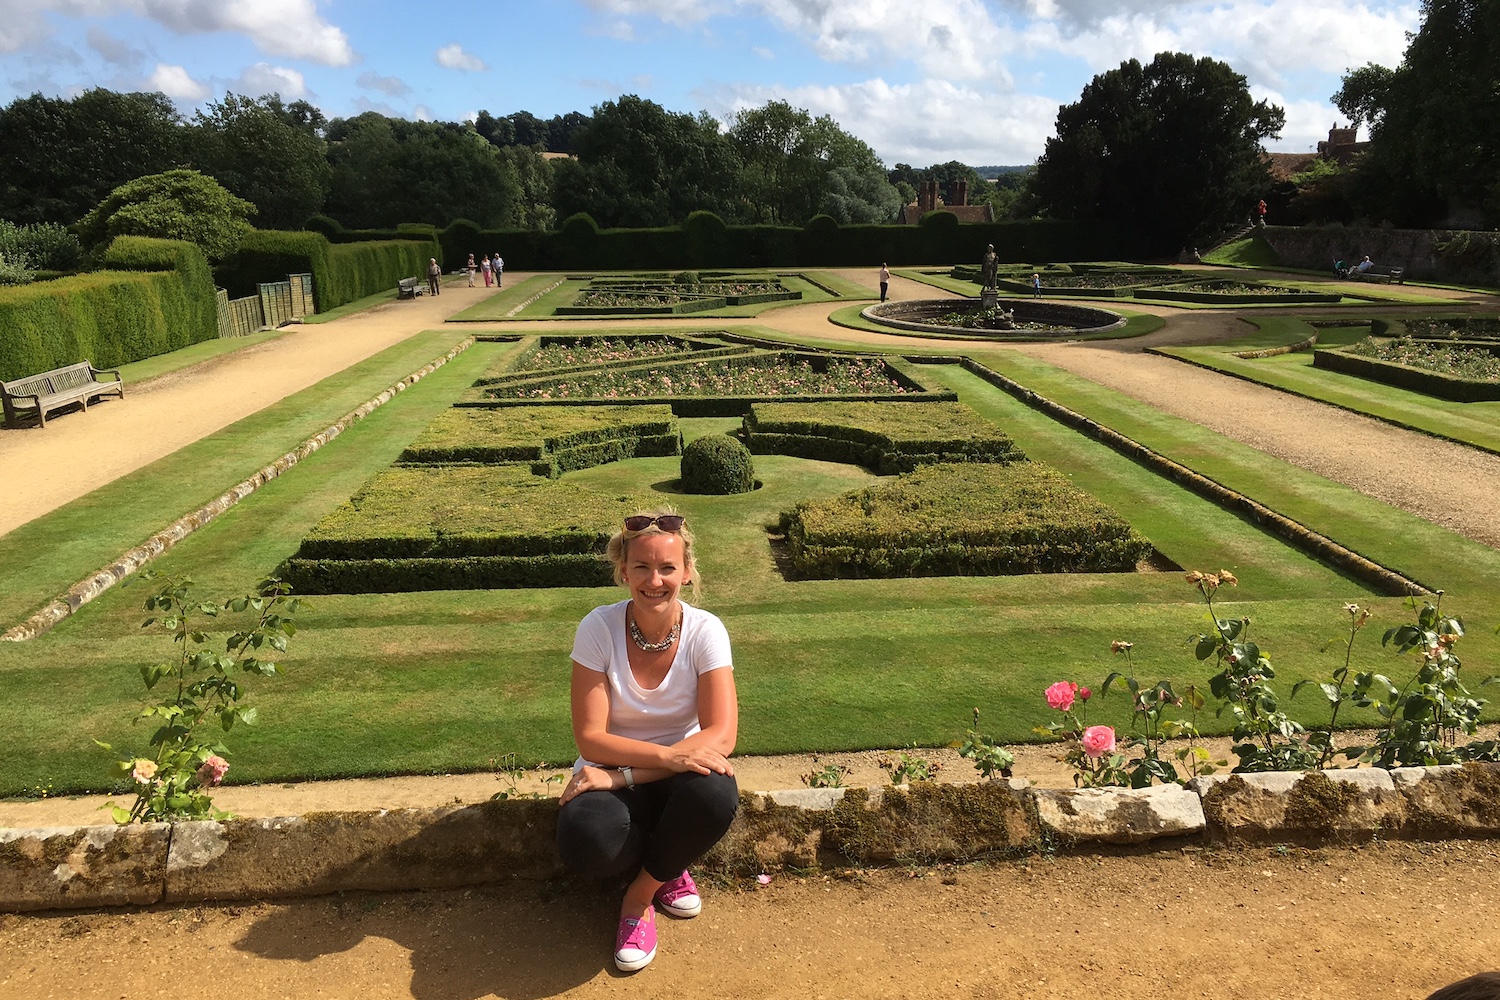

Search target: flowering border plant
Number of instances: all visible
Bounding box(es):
[97,573,303,823]
[1035,679,1129,787]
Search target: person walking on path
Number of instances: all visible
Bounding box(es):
[493,253,504,288]
[465,255,477,288]
[1032,272,1042,298]
[1257,198,1268,227]
[878,263,890,303]
[480,255,492,287]
[426,258,441,296]
[556,511,739,973]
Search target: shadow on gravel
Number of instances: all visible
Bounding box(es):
[234,881,629,997]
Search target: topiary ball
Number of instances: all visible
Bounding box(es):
[680,435,756,495]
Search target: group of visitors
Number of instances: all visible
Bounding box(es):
[464,252,505,288]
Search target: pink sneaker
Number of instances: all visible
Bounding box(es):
[614,908,657,972]
[654,870,702,919]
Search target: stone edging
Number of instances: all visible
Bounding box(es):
[0,337,477,643]
[504,279,565,318]
[936,356,1430,596]
[2,763,1494,913]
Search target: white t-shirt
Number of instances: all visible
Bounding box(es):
[570,599,732,769]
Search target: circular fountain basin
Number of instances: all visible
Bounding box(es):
[861,298,1128,339]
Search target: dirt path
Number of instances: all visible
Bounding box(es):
[2,839,1495,1000]
[0,278,502,536]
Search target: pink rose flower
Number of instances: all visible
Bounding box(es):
[1081,726,1116,759]
[196,755,230,788]
[1045,681,1077,712]
[131,759,158,784]
[1078,687,1092,702]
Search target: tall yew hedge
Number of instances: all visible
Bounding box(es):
[224,229,438,311]
[0,235,216,381]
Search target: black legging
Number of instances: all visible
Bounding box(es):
[556,771,739,882]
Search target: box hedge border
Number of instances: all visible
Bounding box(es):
[283,553,612,594]
[1312,346,1500,402]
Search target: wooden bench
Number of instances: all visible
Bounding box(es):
[1,361,124,428]
[396,277,424,299]
[1350,264,1405,284]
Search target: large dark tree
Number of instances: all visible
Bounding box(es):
[727,100,900,225]
[0,89,185,225]
[1334,0,1500,227]
[555,95,742,228]
[189,93,331,230]
[1032,52,1284,253]
[324,113,521,229]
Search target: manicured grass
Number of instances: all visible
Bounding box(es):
[452,270,853,322]
[2,333,1497,798]
[117,329,293,385]
[0,329,481,628]
[797,269,877,298]
[1156,317,1500,455]
[443,274,567,322]
[1201,234,1280,268]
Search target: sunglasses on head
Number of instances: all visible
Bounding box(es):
[624,514,685,532]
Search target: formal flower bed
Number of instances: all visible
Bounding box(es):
[571,281,786,308]
[525,338,696,369]
[1035,273,1172,289]
[1346,336,1500,380]
[932,308,1073,332]
[1166,281,1302,295]
[488,356,912,400]
[1403,317,1500,341]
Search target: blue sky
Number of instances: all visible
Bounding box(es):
[0,1,1419,166]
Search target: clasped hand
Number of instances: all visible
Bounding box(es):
[665,744,733,777]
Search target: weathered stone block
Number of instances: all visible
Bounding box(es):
[0,823,168,911]
[1393,762,1500,838]
[704,790,829,873]
[1035,784,1205,845]
[164,799,560,902]
[1193,770,1405,844]
[824,780,1039,863]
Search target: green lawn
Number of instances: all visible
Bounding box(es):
[4,327,1498,798]
[1155,316,1500,455]
[449,270,859,322]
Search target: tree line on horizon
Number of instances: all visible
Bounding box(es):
[0,0,1490,260]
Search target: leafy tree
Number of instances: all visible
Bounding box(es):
[189,93,331,230]
[497,145,556,230]
[727,100,901,225]
[76,168,254,261]
[1032,52,1284,253]
[325,113,521,229]
[556,95,742,228]
[0,89,186,225]
[1334,0,1500,226]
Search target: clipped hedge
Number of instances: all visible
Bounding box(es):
[439,217,1139,271]
[221,229,439,311]
[0,236,216,381]
[681,435,756,494]
[744,401,1024,474]
[1312,347,1500,402]
[398,404,680,477]
[1135,282,1341,305]
[780,462,1153,579]
[285,466,648,592]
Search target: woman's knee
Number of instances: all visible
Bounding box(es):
[674,771,740,827]
[556,793,638,876]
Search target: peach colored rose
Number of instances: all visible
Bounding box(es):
[131,759,158,784]
[1081,726,1116,759]
[1045,681,1077,712]
[196,755,229,788]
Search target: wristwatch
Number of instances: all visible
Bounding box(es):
[620,766,635,788]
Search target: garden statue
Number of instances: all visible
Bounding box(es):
[980,244,1000,310]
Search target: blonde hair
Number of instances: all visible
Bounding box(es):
[606,507,700,599]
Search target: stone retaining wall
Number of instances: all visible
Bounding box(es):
[3,763,1495,914]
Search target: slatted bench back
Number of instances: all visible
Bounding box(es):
[2,374,54,397]
[48,364,96,391]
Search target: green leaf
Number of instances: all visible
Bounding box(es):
[1195,636,1218,661]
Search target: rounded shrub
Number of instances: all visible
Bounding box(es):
[680,435,756,495]
[304,214,343,237]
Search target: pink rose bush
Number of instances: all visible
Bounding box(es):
[1045,681,1077,712]
[196,755,230,788]
[1081,726,1117,758]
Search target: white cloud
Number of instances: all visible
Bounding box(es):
[413,104,433,121]
[86,25,145,66]
[353,95,399,117]
[712,77,1057,166]
[235,61,306,98]
[0,0,354,64]
[752,45,774,59]
[147,61,207,100]
[435,43,487,71]
[357,71,410,97]
[582,0,722,25]
[591,19,636,41]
